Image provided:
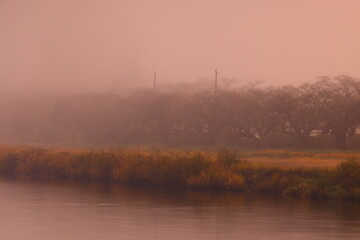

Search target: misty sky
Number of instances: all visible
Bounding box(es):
[1,0,360,94]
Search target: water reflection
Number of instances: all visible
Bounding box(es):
[0,178,359,240]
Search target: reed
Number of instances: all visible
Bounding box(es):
[0,147,360,200]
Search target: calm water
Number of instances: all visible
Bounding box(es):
[0,178,359,240]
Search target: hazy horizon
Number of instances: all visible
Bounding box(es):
[1,0,360,96]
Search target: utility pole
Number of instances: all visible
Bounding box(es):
[215,68,218,97]
[213,68,218,146]
[153,72,157,92]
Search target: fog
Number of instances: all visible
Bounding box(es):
[1,0,360,96]
[2,1,360,147]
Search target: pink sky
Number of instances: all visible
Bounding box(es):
[1,0,360,94]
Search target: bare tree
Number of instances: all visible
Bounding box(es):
[321,76,360,149]
[271,81,329,147]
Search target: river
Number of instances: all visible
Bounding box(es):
[0,178,359,239]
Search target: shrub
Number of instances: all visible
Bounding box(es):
[0,153,18,175]
[216,149,241,167]
[336,157,360,189]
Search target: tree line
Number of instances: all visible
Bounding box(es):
[1,75,360,149]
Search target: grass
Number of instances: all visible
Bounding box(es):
[1,146,360,200]
[242,149,356,169]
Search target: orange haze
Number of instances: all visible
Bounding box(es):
[1,0,360,95]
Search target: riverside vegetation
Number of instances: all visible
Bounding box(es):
[1,147,360,201]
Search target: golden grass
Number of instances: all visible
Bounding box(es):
[0,146,360,200]
[242,149,359,169]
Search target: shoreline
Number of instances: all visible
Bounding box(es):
[0,147,359,201]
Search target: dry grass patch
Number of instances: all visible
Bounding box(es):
[0,146,360,200]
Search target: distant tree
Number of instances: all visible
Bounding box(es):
[271,81,329,147]
[134,91,184,142]
[321,76,360,149]
[240,87,279,139]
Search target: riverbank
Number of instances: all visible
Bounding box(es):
[0,147,359,200]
